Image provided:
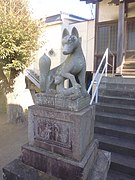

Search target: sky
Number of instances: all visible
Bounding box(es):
[29,0,95,20]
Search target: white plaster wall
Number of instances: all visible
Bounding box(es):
[98,1,135,21]
[128,3,135,18]
[30,20,95,73]
[60,23,70,63]
[86,21,95,71]
[12,20,95,111]
[7,72,34,112]
[70,20,95,71]
[39,23,62,69]
[30,23,63,75]
[98,0,119,22]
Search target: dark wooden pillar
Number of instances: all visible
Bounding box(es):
[116,1,125,74]
[94,2,99,72]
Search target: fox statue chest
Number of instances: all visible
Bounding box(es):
[59,54,85,75]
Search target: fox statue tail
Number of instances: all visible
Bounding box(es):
[39,53,51,92]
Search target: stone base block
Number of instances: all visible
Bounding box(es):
[3,150,111,180]
[35,93,90,111]
[28,105,95,161]
[21,140,98,180]
[88,150,111,180]
[3,159,58,180]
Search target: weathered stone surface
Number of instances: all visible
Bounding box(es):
[2,102,111,180]
[3,159,59,180]
[21,139,98,180]
[55,94,90,111]
[35,93,90,111]
[28,104,95,161]
[88,150,111,180]
[3,146,111,180]
[39,27,87,99]
[35,93,55,108]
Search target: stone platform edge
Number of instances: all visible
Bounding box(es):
[21,139,98,180]
[2,150,111,180]
[35,93,90,111]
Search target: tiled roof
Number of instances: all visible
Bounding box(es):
[80,0,135,5]
[45,14,61,23]
[45,12,90,24]
[80,0,102,4]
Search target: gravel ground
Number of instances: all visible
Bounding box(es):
[0,113,28,180]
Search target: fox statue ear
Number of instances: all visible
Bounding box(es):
[62,28,69,38]
[71,27,79,38]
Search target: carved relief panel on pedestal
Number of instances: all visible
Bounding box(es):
[34,117,72,149]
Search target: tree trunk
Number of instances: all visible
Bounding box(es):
[0,66,9,92]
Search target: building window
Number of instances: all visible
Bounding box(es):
[97,26,108,54]
[97,23,118,54]
[127,21,135,51]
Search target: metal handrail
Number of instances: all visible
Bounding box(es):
[25,69,40,88]
[88,48,115,105]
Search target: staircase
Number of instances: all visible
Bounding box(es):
[122,58,135,77]
[95,76,135,179]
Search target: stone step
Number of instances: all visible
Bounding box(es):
[107,169,135,180]
[123,60,135,66]
[124,60,135,64]
[97,76,135,178]
[99,82,135,91]
[123,76,135,78]
[95,121,135,141]
[122,72,135,76]
[111,153,135,176]
[96,102,135,116]
[95,134,135,157]
[2,159,57,180]
[124,59,135,62]
[123,64,135,69]
[123,69,135,72]
[98,95,135,106]
[123,67,135,70]
[101,76,135,84]
[99,88,135,98]
[96,112,135,128]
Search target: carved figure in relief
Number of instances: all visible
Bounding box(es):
[39,27,88,99]
[38,123,52,140]
[54,123,59,141]
[59,127,69,144]
[36,119,71,148]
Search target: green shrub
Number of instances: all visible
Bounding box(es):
[0,0,41,91]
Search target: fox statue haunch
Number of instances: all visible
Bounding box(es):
[39,27,88,99]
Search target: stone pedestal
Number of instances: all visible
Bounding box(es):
[35,93,91,111]
[3,94,111,180]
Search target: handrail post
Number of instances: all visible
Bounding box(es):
[112,55,115,75]
[88,48,115,105]
[95,89,98,103]
[105,48,109,76]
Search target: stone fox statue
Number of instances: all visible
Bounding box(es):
[39,27,87,98]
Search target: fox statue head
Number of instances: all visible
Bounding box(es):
[62,27,80,55]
